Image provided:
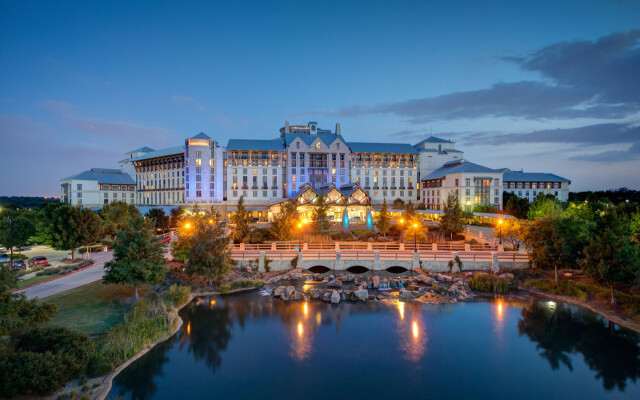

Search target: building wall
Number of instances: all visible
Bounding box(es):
[225,150,284,203]
[136,155,185,206]
[503,181,570,202]
[60,179,135,208]
[350,153,418,203]
[423,172,504,211]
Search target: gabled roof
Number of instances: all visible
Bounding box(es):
[348,142,419,154]
[226,139,283,151]
[61,168,135,185]
[130,146,184,162]
[423,159,500,180]
[127,146,155,154]
[283,133,344,148]
[414,136,454,146]
[191,132,211,140]
[503,171,570,183]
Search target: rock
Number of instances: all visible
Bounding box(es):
[281,285,295,301]
[273,286,285,298]
[372,276,380,289]
[311,288,325,299]
[322,291,333,302]
[293,291,307,300]
[330,290,340,304]
[342,275,355,283]
[290,273,303,280]
[498,273,514,280]
[327,279,343,288]
[243,265,252,273]
[353,288,368,301]
[399,289,413,299]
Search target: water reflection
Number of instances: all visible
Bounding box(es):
[395,301,427,362]
[518,300,640,391]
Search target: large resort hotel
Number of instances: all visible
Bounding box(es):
[60,121,571,221]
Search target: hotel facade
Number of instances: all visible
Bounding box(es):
[60,121,570,218]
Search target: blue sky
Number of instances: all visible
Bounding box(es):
[1,0,639,195]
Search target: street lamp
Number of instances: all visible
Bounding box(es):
[9,216,13,263]
[399,218,404,243]
[498,218,503,244]
[297,222,303,250]
[413,223,418,252]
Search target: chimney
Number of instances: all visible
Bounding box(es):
[285,120,290,133]
[335,122,341,135]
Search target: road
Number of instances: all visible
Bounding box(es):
[16,251,113,300]
[8,245,70,263]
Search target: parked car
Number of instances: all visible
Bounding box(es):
[11,259,26,270]
[0,253,9,264]
[28,256,49,267]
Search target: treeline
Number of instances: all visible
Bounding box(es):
[0,196,60,209]
[569,187,640,205]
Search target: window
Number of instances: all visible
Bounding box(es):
[209,159,214,166]
[253,168,257,175]
[196,167,201,174]
[455,179,459,186]
[292,183,296,190]
[77,192,83,198]
[77,184,82,191]
[495,179,499,186]
[196,151,201,158]
[196,159,202,166]
[465,178,470,186]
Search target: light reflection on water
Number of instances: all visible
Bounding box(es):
[109,292,640,400]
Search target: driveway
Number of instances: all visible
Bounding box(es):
[17,251,113,300]
[13,245,70,263]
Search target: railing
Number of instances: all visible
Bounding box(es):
[465,226,497,243]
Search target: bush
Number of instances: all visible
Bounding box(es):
[164,284,191,306]
[0,327,94,397]
[247,228,273,244]
[524,279,588,301]
[219,284,231,294]
[230,280,254,289]
[253,280,265,288]
[290,255,299,269]
[469,274,510,294]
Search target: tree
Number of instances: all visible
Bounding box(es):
[528,192,563,220]
[403,215,427,245]
[495,218,525,250]
[312,194,330,232]
[230,196,252,243]
[522,215,591,283]
[376,199,392,237]
[99,201,140,237]
[169,206,186,229]
[0,264,57,336]
[402,201,416,222]
[103,216,167,301]
[146,208,169,232]
[185,220,233,286]
[270,201,298,241]
[0,215,35,254]
[50,206,103,260]
[392,198,405,209]
[29,203,65,245]
[440,193,464,240]
[503,192,530,219]
[581,212,640,305]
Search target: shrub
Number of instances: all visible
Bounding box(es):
[81,383,89,392]
[469,274,510,294]
[165,284,191,306]
[290,255,299,269]
[0,327,94,397]
[219,284,231,294]
[455,256,463,272]
[86,355,113,378]
[524,279,588,301]
[447,260,454,273]
[264,257,272,272]
[230,280,254,289]
[253,280,265,288]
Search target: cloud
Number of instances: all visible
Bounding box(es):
[310,30,640,122]
[172,95,205,111]
[569,142,640,163]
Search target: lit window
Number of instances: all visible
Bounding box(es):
[196,159,202,166]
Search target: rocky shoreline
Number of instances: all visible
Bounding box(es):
[264,270,482,305]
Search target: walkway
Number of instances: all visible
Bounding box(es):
[16,251,113,300]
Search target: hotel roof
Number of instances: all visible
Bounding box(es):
[62,168,135,185]
[127,146,155,154]
[129,146,184,161]
[283,133,344,147]
[348,142,419,154]
[226,139,283,151]
[423,159,500,180]
[503,171,570,183]
[414,136,454,146]
[190,132,211,140]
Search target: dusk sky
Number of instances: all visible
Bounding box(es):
[1,0,639,196]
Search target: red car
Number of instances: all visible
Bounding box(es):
[159,236,171,244]
[28,256,49,267]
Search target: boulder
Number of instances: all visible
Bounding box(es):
[290,273,303,280]
[330,290,340,304]
[353,288,368,302]
[311,288,325,299]
[243,265,253,273]
[498,273,514,280]
[281,285,295,301]
[327,279,343,288]
[322,291,333,302]
[273,286,285,298]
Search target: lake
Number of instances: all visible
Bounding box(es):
[108,291,640,400]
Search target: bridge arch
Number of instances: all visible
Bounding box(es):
[346,265,370,274]
[308,265,331,274]
[386,266,409,274]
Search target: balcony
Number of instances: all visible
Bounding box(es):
[251,185,258,190]
[261,185,268,189]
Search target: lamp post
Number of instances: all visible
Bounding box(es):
[9,216,13,263]
[413,223,418,252]
[297,222,302,250]
[498,218,503,245]
[399,218,404,243]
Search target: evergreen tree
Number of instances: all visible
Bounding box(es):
[440,192,464,240]
[313,194,330,232]
[146,208,169,232]
[185,220,233,286]
[103,216,167,301]
[169,206,186,229]
[0,215,35,254]
[376,199,392,237]
[99,201,140,237]
[503,192,530,219]
[270,201,298,240]
[50,206,103,259]
[230,196,252,243]
[392,198,405,209]
[581,212,640,305]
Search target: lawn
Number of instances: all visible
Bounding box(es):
[46,280,152,336]
[16,275,55,289]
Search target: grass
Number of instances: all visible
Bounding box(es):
[45,281,152,335]
[469,274,510,294]
[16,274,56,288]
[524,279,588,301]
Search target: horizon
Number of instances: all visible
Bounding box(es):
[1,0,639,195]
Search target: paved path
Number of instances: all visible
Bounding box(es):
[17,251,113,300]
